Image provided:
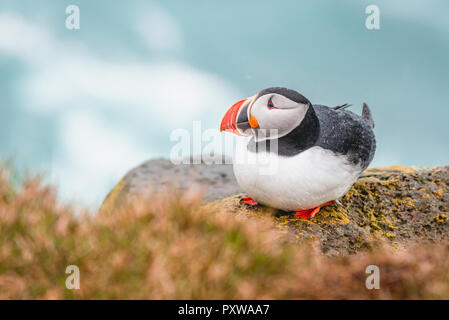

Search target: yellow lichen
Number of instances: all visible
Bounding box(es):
[99,178,128,214]
[434,214,448,224]
[364,165,416,176]
[385,232,396,239]
[434,189,445,198]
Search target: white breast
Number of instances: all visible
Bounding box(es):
[233,139,363,211]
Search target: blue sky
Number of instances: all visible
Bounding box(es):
[0,0,448,207]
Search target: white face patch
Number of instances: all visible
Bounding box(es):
[249,93,309,142]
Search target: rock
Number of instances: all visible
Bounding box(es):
[100,158,242,213]
[102,160,449,255]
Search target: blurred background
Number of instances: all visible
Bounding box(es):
[0,0,448,207]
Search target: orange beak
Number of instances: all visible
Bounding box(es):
[220,97,253,136]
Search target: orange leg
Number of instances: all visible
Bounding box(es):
[294,201,335,219]
[240,196,259,206]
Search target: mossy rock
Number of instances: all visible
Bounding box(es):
[102,160,449,255]
[209,166,449,255]
[100,158,241,214]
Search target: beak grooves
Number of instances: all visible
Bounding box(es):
[220,99,248,135]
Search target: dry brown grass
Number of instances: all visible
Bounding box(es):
[1,166,449,299]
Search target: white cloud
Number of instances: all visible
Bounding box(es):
[0,12,56,64]
[23,57,237,126]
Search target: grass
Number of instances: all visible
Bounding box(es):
[1,166,449,299]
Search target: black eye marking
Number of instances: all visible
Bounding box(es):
[267,96,276,109]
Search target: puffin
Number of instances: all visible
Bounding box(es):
[220,87,376,219]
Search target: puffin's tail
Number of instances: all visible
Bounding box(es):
[362,103,374,129]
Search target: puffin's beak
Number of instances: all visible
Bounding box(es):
[220,97,254,136]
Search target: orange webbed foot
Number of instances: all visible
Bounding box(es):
[294,201,335,219]
[240,196,259,206]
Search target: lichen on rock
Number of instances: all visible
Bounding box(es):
[102,160,449,255]
[209,166,449,255]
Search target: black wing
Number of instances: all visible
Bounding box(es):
[313,104,376,169]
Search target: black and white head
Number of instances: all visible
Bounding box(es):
[220,87,312,141]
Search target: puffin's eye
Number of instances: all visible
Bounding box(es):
[267,97,276,109]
